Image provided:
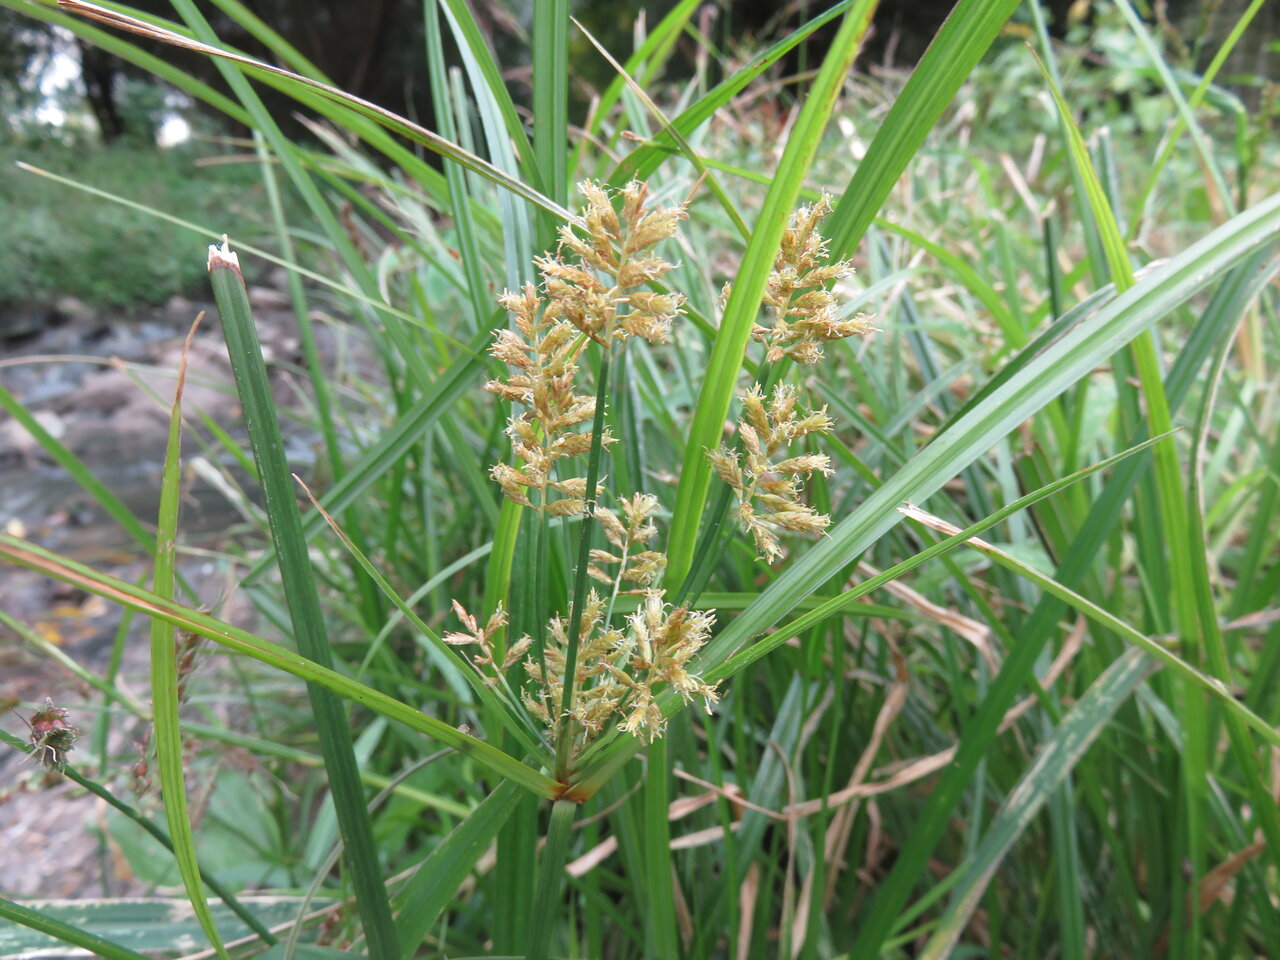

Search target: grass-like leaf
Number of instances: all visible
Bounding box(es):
[0,533,561,797]
[918,649,1155,958]
[0,897,153,960]
[148,318,230,960]
[825,0,1023,259]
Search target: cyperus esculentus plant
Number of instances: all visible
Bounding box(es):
[451,181,868,774]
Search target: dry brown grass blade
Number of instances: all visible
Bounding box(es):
[673,868,694,949]
[564,619,1086,881]
[1197,840,1267,912]
[736,862,759,960]
[821,648,910,909]
[1154,839,1269,956]
[791,618,1083,822]
[858,560,996,666]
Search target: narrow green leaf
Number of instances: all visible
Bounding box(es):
[424,3,490,329]
[702,190,1280,680]
[207,243,396,958]
[60,0,572,224]
[612,0,859,185]
[435,0,543,187]
[1185,323,1280,869]
[149,321,230,960]
[0,533,560,798]
[533,0,568,214]
[707,435,1167,684]
[571,191,1280,800]
[525,799,578,960]
[0,382,152,552]
[392,781,523,957]
[0,896,153,960]
[642,740,678,959]
[826,0,1022,259]
[586,0,699,145]
[898,504,1280,750]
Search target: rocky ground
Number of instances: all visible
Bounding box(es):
[0,285,337,901]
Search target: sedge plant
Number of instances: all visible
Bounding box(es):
[1,1,1279,958]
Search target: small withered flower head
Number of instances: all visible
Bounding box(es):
[443,601,509,678]
[23,698,79,772]
[723,193,875,364]
[709,383,834,564]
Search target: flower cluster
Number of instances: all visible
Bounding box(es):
[708,196,872,562]
[486,181,686,514]
[520,590,717,748]
[588,493,667,590]
[486,283,601,516]
[447,590,717,751]
[539,181,686,346]
[723,194,874,365]
[708,383,835,564]
[450,183,869,768]
[608,591,719,741]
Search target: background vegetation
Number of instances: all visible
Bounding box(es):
[1,1,1278,959]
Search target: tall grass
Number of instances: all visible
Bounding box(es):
[1,1,1278,958]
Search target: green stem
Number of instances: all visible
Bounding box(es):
[525,799,579,960]
[556,346,614,779]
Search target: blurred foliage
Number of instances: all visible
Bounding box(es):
[0,137,281,309]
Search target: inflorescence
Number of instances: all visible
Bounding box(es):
[449,182,871,764]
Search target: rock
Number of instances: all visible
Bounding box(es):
[0,410,66,460]
[52,296,96,327]
[165,294,198,319]
[248,285,290,310]
[52,368,134,416]
[0,302,52,342]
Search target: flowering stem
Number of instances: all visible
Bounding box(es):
[555,345,614,779]
[531,505,553,723]
[525,798,579,960]
[673,360,782,606]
